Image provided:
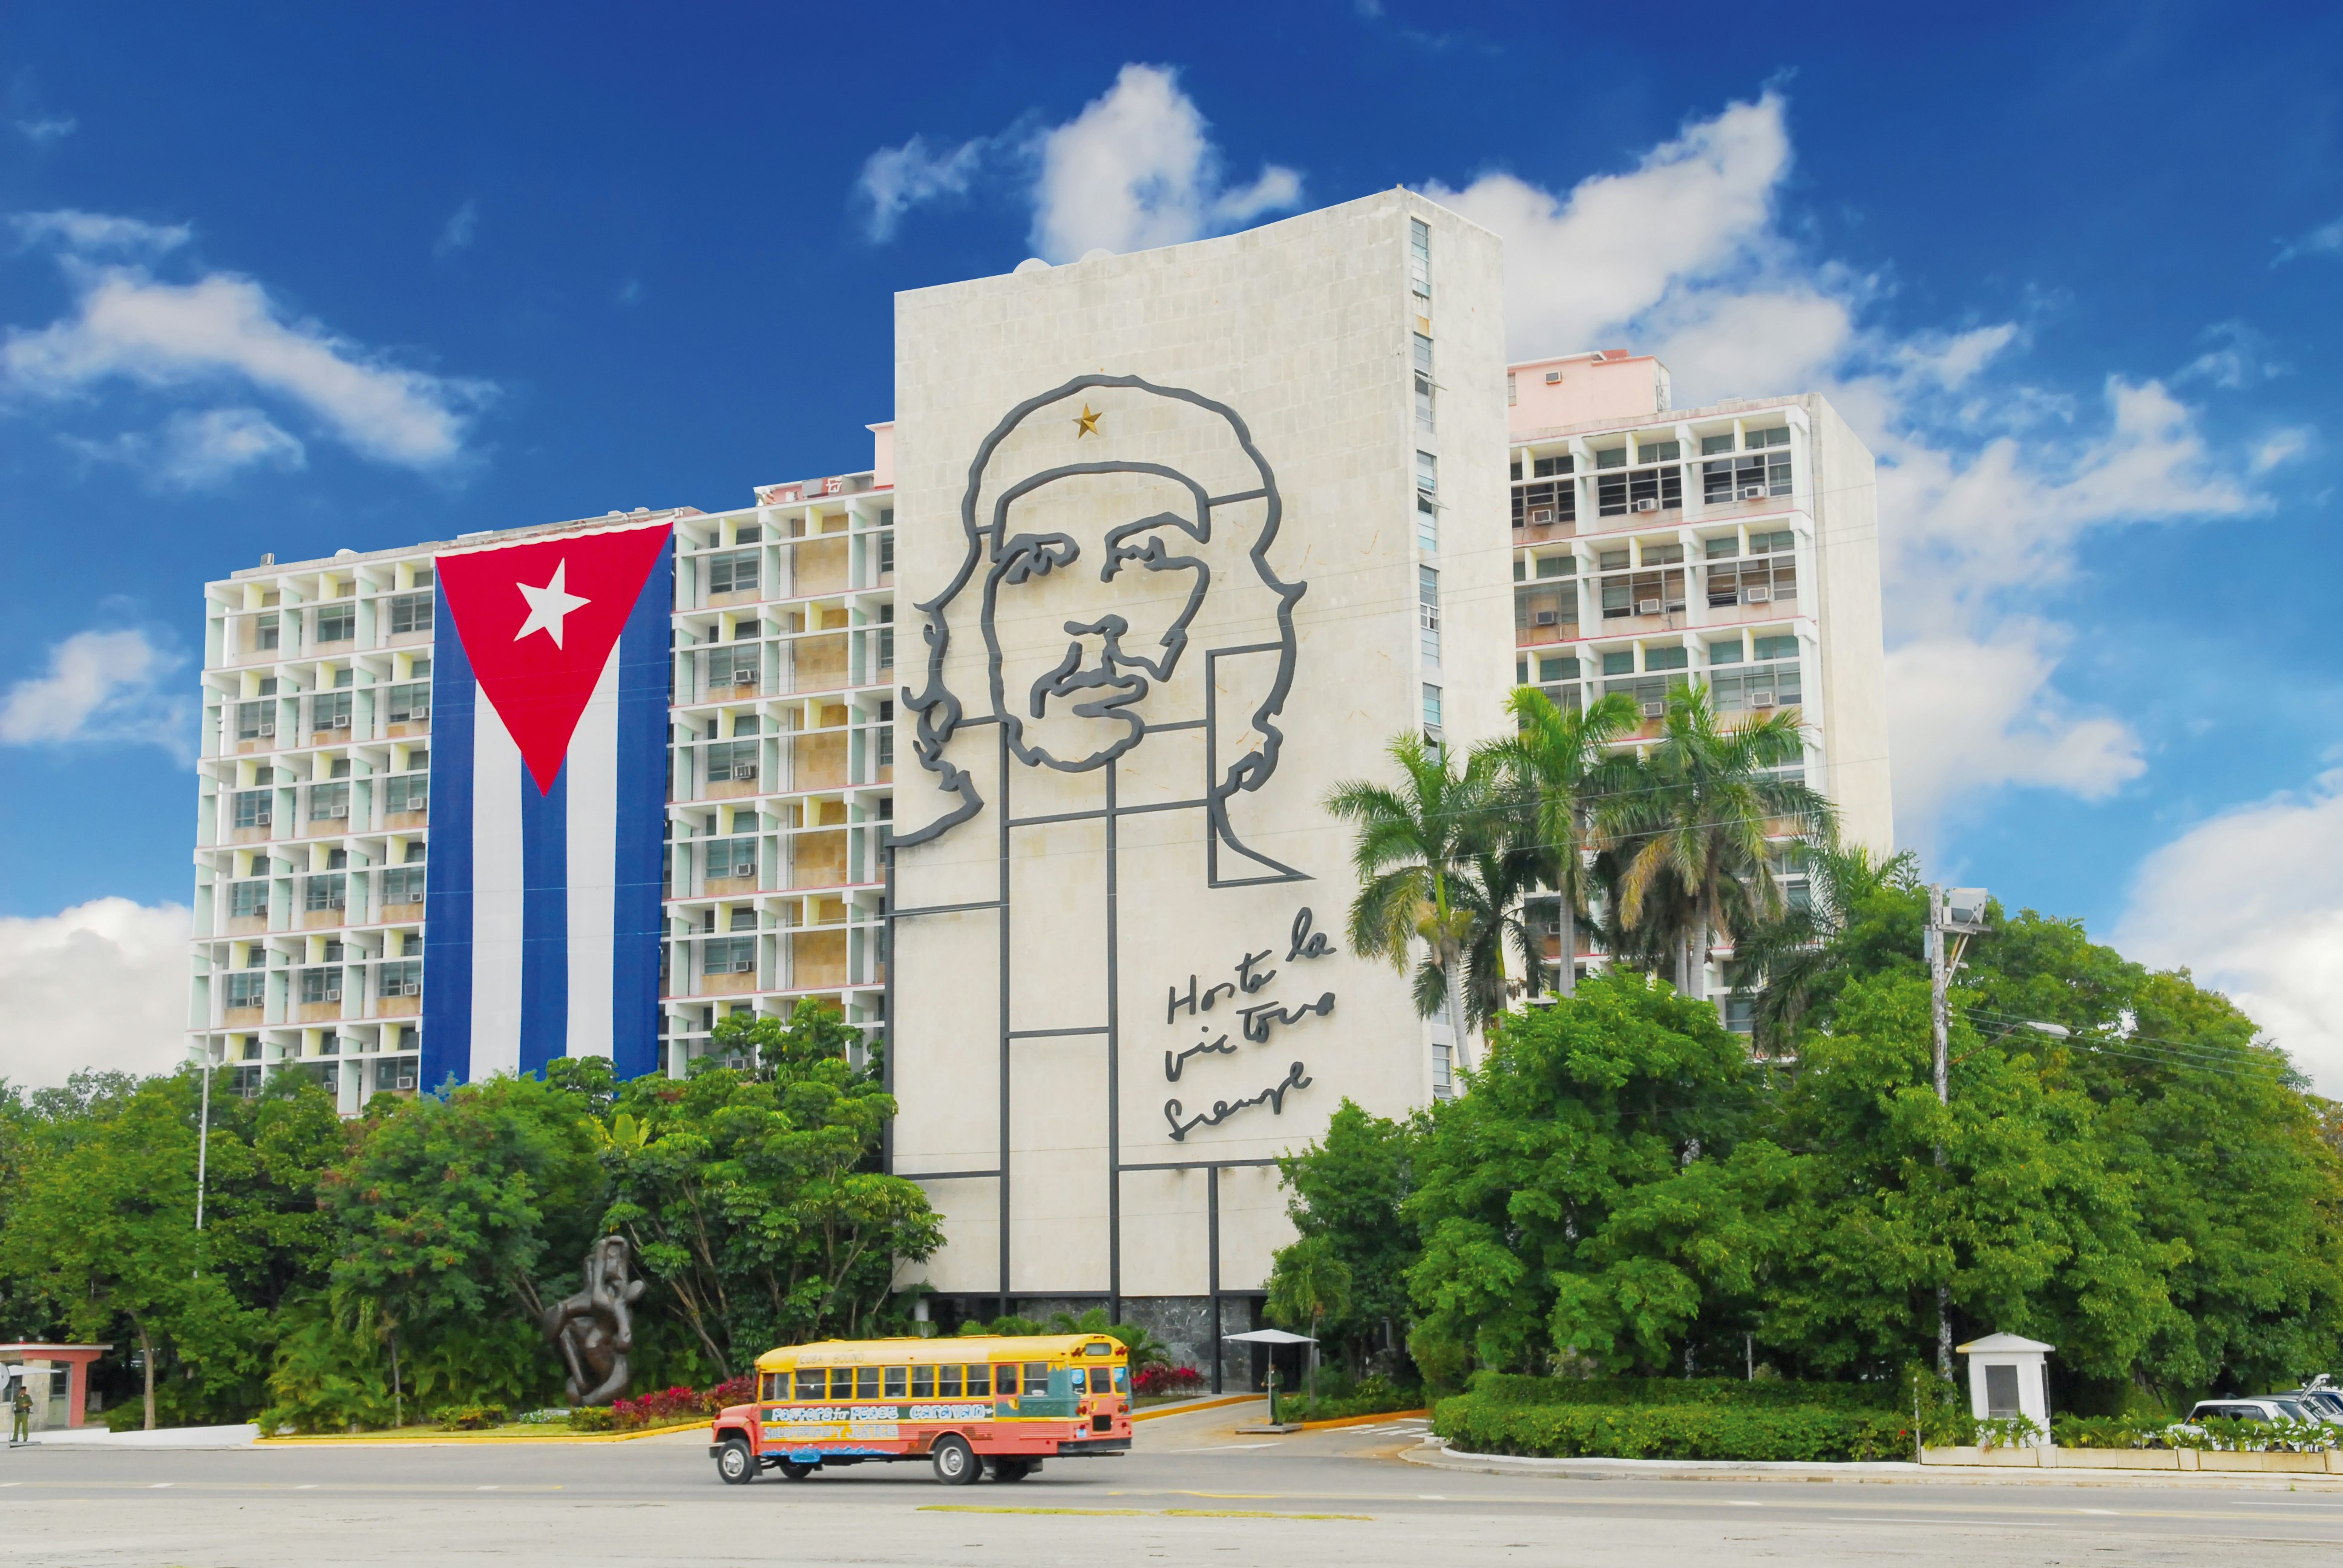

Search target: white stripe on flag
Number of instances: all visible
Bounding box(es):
[565,652,620,1062]
[470,697,526,1079]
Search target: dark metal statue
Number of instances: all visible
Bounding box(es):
[544,1234,646,1406]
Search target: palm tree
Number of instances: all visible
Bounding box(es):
[1729,841,1919,1053]
[1590,683,1835,1001]
[1325,734,1504,1065]
[1265,1235,1354,1411]
[1477,687,1642,999]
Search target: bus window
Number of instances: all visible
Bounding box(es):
[994,1364,1021,1396]
[1024,1363,1051,1396]
[938,1364,962,1397]
[1113,1365,1129,1394]
[911,1365,936,1399]
[883,1366,908,1399]
[856,1367,882,1400]
[795,1369,825,1402]
[965,1365,991,1398]
[1087,1367,1112,1394]
[828,1368,854,1401]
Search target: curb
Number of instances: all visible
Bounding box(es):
[257,1419,712,1446]
[1398,1442,2343,1492]
[1132,1396,1261,1423]
[1298,1408,1429,1432]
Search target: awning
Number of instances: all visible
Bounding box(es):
[1223,1328,1316,1345]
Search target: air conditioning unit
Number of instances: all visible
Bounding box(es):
[1742,586,1771,604]
[1636,599,1662,616]
[732,675,758,688]
[397,982,420,997]
[332,715,351,729]
[321,806,348,820]
[396,1075,416,1091]
[257,723,275,737]
[1751,694,1778,710]
[1640,701,1666,719]
[1533,611,1558,626]
[252,813,272,828]
[1544,370,1562,385]
[411,707,429,722]
[1632,498,1659,513]
[732,763,758,781]
[324,988,341,1002]
[1529,507,1556,526]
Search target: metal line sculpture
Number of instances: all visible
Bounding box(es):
[544,1234,646,1406]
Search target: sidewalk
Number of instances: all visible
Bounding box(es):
[13,1424,258,1449]
[1401,1440,2343,1492]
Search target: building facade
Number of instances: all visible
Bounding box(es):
[1504,349,1891,1014]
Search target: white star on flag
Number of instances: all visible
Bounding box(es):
[513,560,591,648]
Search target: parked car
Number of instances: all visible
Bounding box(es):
[2279,1377,2343,1422]
[2184,1397,2316,1424]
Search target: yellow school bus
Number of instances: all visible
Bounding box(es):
[707,1333,1133,1486]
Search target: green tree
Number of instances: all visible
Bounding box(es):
[1403,972,1794,1383]
[603,1001,941,1373]
[1590,684,1833,999]
[1729,842,1919,1054]
[1326,734,1507,1048]
[1480,685,1641,998]
[1270,1099,1418,1374]
[1265,1234,1352,1405]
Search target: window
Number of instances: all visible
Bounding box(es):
[883,1366,908,1399]
[793,1369,824,1401]
[1711,656,1801,713]
[709,549,759,597]
[1705,549,1796,608]
[303,873,347,912]
[736,525,763,546]
[383,774,428,815]
[1700,433,1735,456]
[1639,439,1681,463]
[1754,635,1800,661]
[706,644,758,694]
[375,1056,415,1093]
[388,593,432,635]
[1415,450,1437,494]
[1709,639,1745,665]
[255,613,281,651]
[965,1364,991,1398]
[706,838,757,881]
[1511,473,1574,531]
[1422,683,1443,731]
[316,603,356,643]
[877,722,894,769]
[1594,447,1627,469]
[1645,645,1689,672]
[1705,536,1739,559]
[1746,425,1790,449]
[1533,454,1572,479]
[1601,651,1636,676]
[1596,460,1683,517]
[411,567,434,589]
[307,782,350,824]
[1023,1363,1050,1396]
[1413,333,1433,374]
[313,691,353,734]
[385,682,430,724]
[1418,566,1440,662]
[707,740,758,786]
[855,1367,881,1400]
[1408,217,1431,308]
[703,935,755,975]
[1984,1365,2020,1420]
[235,701,275,742]
[382,866,427,906]
[938,1365,963,1399]
[1751,529,1795,555]
[1415,368,1435,433]
[1538,655,1579,682]
[1701,445,1793,505]
[1534,555,1571,579]
[226,970,267,1010]
[379,959,422,999]
[1417,495,1438,551]
[299,966,340,1005]
[232,789,272,829]
[1432,1041,1452,1097]
[228,880,269,919]
[1515,585,1573,638]
[878,531,895,576]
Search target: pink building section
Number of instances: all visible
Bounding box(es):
[1509,349,1670,437]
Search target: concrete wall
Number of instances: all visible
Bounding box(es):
[888,190,1511,1304]
[1804,393,1893,856]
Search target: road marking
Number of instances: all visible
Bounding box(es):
[294,1484,318,1491]
[1164,1444,1277,1453]
[1728,1501,1762,1507]
[148,1483,173,1489]
[1416,1494,1446,1500]
[477,1485,499,1491]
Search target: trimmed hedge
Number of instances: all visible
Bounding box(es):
[1435,1392,1913,1462]
[1469,1373,1899,1412]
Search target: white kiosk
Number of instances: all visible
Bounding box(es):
[1958,1333,2054,1442]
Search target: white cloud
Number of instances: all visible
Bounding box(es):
[14,114,76,146]
[1428,92,2265,846]
[11,208,191,255]
[0,626,188,751]
[858,134,987,241]
[159,405,306,485]
[434,199,479,258]
[2115,775,2343,1096]
[0,898,189,1089]
[2,256,487,467]
[1031,64,1304,261]
[2275,215,2343,264]
[2252,426,2311,473]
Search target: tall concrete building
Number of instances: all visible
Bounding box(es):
[1503,348,1891,1018]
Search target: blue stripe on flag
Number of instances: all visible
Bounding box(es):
[611,536,672,1080]
[519,762,569,1077]
[421,583,476,1093]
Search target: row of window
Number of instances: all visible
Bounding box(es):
[1512,447,1793,529]
[768,1361,1108,1403]
[1516,530,1795,581]
[704,532,896,600]
[229,774,427,830]
[223,960,422,1010]
[241,592,432,652]
[224,862,431,919]
[232,682,434,743]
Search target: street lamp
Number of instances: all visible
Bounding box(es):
[1925,886,1988,1377]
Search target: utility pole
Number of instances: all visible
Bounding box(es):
[1925,885,1987,1377]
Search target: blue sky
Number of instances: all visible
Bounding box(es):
[5,2,2342,1087]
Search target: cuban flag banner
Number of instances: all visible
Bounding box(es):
[422,521,672,1089]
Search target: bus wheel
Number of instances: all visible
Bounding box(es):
[931,1434,980,1486]
[991,1459,1033,1483]
[778,1461,815,1480]
[716,1439,757,1485]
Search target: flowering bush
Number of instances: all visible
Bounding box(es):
[608,1374,760,1430]
[1135,1365,1205,1397]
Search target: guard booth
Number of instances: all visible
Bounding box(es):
[1957,1333,2054,1443]
[0,1344,112,1432]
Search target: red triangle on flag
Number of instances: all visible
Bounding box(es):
[436,522,672,794]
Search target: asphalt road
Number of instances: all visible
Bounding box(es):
[5,1404,2342,1566]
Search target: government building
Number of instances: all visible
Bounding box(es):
[182,190,1888,1371]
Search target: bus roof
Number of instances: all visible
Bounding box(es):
[753,1334,1125,1372]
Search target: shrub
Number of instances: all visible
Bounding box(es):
[431,1403,508,1432]
[568,1406,615,1433]
[1435,1392,1913,1463]
[1135,1365,1205,1397]
[1299,1374,1423,1422]
[1469,1373,1899,1413]
[607,1374,758,1430]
